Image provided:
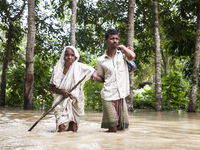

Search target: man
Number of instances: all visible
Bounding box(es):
[94,29,136,132]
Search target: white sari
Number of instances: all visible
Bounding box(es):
[50,46,95,131]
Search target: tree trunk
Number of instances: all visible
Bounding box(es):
[126,0,136,111]
[188,2,200,112]
[0,23,13,106]
[161,50,169,76]
[24,0,35,110]
[153,0,162,111]
[70,0,77,47]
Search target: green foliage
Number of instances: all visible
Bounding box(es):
[50,0,70,19]
[133,87,155,110]
[133,70,190,111]
[35,0,70,65]
[6,60,25,107]
[134,0,155,64]
[76,0,129,55]
[159,0,196,59]
[133,59,155,89]
[83,80,103,112]
[162,70,190,110]
[6,56,54,109]
[78,49,98,69]
[80,49,103,111]
[0,0,25,56]
[33,56,54,109]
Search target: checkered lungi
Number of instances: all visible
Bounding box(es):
[101,98,129,130]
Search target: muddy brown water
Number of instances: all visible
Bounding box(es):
[1,107,200,150]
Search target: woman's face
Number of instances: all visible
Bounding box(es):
[64,48,76,65]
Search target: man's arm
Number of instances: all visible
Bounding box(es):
[117,45,136,61]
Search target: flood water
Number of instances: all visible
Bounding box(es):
[1,107,200,150]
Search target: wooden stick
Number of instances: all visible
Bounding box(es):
[28,75,86,131]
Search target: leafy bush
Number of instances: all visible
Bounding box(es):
[83,80,103,111]
[133,70,190,111]
[6,60,25,107]
[6,57,54,109]
[33,56,54,109]
[162,70,190,111]
[133,86,155,110]
[80,52,103,111]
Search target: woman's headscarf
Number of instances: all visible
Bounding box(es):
[51,46,80,88]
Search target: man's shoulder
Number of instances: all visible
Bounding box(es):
[97,54,106,62]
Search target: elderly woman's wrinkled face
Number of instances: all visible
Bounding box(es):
[64,48,76,64]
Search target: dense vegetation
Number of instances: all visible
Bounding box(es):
[0,0,200,112]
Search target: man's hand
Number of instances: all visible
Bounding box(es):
[117,45,136,61]
[117,45,127,50]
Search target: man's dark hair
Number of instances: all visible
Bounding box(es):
[105,29,118,39]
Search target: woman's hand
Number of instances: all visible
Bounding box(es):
[60,89,71,98]
[91,70,98,82]
[49,84,71,98]
[91,70,104,83]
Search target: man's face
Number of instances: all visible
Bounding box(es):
[105,34,119,49]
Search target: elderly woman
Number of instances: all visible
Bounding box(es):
[49,46,98,132]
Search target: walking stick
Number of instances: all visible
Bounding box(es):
[28,75,86,131]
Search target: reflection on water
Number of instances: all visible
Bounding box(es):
[1,107,200,150]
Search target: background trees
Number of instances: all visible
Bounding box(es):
[24,0,36,109]
[0,0,200,112]
[0,0,25,106]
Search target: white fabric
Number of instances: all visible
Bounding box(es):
[97,49,130,101]
[50,46,95,131]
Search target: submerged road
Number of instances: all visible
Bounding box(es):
[1,107,200,150]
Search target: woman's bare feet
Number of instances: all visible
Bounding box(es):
[58,124,66,132]
[66,123,72,131]
[71,122,78,132]
[67,121,78,132]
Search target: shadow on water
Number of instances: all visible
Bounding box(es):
[1,106,200,150]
